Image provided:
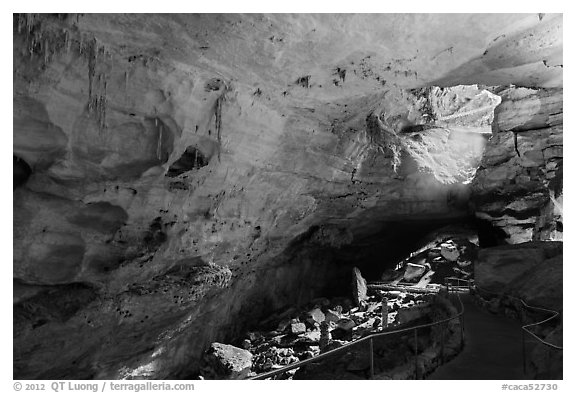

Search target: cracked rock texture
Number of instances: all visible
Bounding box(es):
[13,14,562,379]
[471,87,563,243]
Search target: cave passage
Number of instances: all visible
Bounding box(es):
[12,13,562,382]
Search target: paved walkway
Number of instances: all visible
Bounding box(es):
[427,294,526,380]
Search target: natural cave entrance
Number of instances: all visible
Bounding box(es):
[204,84,516,379]
[12,13,563,382]
[281,84,507,299]
[278,214,508,303]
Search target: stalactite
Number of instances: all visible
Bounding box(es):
[64,29,71,54]
[43,37,50,66]
[26,14,36,34]
[157,122,163,161]
[215,94,224,161]
[100,75,108,129]
[87,38,97,102]
[79,34,84,55]
[17,14,25,34]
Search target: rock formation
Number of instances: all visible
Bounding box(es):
[12,13,562,379]
[471,88,563,244]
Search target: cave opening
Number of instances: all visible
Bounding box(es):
[166,146,209,177]
[12,13,562,382]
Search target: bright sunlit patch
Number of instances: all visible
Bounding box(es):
[371,85,502,184]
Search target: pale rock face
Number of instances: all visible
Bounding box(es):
[352,267,368,306]
[12,13,562,379]
[403,263,426,282]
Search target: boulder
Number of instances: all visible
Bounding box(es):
[307,308,325,324]
[203,343,253,380]
[352,267,368,306]
[336,318,356,331]
[290,322,307,335]
[440,243,460,262]
[324,309,341,323]
[403,263,426,282]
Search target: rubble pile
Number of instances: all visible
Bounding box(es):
[201,290,434,379]
[381,236,478,286]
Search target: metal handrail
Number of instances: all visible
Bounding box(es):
[249,278,468,380]
[246,277,561,380]
[473,282,562,377]
[473,284,563,350]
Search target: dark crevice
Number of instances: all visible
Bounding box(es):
[14,155,32,189]
[475,217,509,247]
[166,146,209,177]
[513,132,521,157]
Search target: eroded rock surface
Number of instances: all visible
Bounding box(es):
[471,88,563,244]
[12,13,562,379]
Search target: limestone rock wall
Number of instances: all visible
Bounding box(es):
[471,87,563,243]
[475,241,562,310]
[12,14,562,379]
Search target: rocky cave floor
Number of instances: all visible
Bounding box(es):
[200,232,475,380]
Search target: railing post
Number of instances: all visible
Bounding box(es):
[369,338,375,379]
[381,296,389,329]
[414,329,418,380]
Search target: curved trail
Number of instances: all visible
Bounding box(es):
[427,294,526,380]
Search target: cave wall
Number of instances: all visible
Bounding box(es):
[471,87,563,243]
[13,14,562,379]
